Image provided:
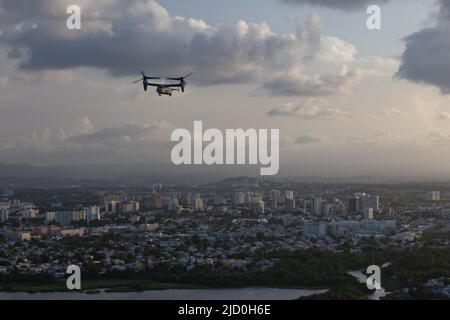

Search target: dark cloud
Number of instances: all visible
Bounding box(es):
[396,0,450,94]
[280,0,391,10]
[0,0,358,96]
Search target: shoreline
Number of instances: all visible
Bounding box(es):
[0,287,329,300]
[0,285,328,294]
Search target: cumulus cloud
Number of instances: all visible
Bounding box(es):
[0,0,361,96]
[381,107,402,117]
[80,116,94,134]
[268,99,352,120]
[371,107,403,119]
[420,130,450,142]
[437,112,450,120]
[348,131,398,145]
[0,118,171,155]
[262,64,361,96]
[396,0,450,94]
[67,121,170,144]
[358,56,400,77]
[280,0,391,10]
[0,127,65,153]
[315,36,357,63]
[0,121,173,165]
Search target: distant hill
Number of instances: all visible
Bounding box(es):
[0,163,246,187]
[0,163,449,188]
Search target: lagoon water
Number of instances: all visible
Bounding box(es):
[0,288,328,300]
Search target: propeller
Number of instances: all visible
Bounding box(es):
[166,73,193,92]
[132,72,160,91]
[132,71,160,83]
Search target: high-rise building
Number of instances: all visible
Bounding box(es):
[311,197,322,215]
[0,208,8,223]
[170,192,181,200]
[361,195,379,212]
[152,193,163,209]
[426,191,441,201]
[193,198,204,211]
[233,192,244,205]
[270,190,281,209]
[364,207,374,220]
[323,203,335,216]
[105,200,120,214]
[271,199,278,209]
[152,183,163,193]
[244,192,252,204]
[45,212,56,224]
[348,196,362,213]
[284,190,294,201]
[253,200,265,215]
[168,198,180,212]
[270,190,282,202]
[348,193,379,214]
[282,214,293,226]
[186,193,193,205]
[285,198,296,210]
[251,193,263,204]
[214,195,226,205]
[187,193,202,208]
[48,211,86,226]
[302,222,327,238]
[84,206,101,222]
[120,201,140,213]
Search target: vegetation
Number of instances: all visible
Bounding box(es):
[0,247,448,299]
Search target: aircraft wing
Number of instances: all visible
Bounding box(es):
[165,83,182,88]
[146,82,160,87]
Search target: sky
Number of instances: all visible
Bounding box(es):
[1,0,450,178]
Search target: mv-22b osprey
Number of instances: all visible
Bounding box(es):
[133,72,193,96]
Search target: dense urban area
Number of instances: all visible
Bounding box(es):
[0,177,449,299]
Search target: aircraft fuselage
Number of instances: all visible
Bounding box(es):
[157,85,174,96]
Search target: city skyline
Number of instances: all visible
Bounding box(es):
[1,176,449,299]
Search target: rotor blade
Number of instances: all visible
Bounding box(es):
[140,72,160,79]
[167,73,193,81]
[133,78,144,84]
